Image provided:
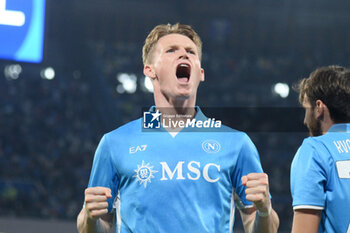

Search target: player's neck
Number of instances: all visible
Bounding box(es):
[154,95,197,118]
[320,114,334,134]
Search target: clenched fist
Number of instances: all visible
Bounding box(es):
[84,187,112,220]
[242,173,271,215]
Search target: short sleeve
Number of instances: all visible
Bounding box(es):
[88,135,119,212]
[232,133,264,208]
[290,139,327,209]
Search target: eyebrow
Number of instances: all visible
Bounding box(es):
[166,45,196,51]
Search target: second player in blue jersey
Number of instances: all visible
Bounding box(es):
[291,65,350,233]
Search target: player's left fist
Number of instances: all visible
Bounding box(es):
[241,173,271,214]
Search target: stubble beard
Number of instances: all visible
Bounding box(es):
[308,117,322,137]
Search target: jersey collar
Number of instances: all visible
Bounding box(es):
[328,123,350,133]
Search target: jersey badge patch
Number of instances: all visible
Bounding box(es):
[202,140,221,153]
[133,160,158,187]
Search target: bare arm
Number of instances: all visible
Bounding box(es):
[240,207,279,233]
[240,173,279,233]
[77,187,114,233]
[291,209,321,233]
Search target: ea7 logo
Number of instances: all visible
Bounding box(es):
[129,145,147,154]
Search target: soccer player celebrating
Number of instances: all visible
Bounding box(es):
[291,65,350,233]
[77,23,279,233]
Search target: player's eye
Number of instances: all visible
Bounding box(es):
[187,50,195,55]
[166,48,175,53]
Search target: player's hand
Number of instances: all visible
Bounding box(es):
[241,173,271,214]
[84,187,112,220]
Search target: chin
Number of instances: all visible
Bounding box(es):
[176,93,191,100]
[175,89,192,98]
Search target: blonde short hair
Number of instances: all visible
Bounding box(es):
[142,23,202,65]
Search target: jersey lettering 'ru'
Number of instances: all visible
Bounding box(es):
[291,123,350,233]
[88,107,264,233]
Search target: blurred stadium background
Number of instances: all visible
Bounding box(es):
[1,0,350,232]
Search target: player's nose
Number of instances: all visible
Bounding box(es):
[178,48,189,60]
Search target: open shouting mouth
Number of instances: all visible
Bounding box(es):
[176,63,191,83]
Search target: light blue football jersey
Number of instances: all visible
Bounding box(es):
[88,107,264,233]
[291,123,350,233]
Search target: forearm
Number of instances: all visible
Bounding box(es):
[77,208,111,233]
[251,209,279,233]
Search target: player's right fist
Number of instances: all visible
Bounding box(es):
[84,187,112,220]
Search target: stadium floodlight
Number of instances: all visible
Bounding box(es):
[273,82,290,98]
[40,67,55,80]
[4,64,22,80]
[117,73,137,94]
[116,84,125,94]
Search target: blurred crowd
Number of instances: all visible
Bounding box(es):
[0,69,102,219]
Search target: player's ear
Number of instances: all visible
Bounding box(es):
[144,65,156,80]
[200,68,205,82]
[314,100,326,119]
